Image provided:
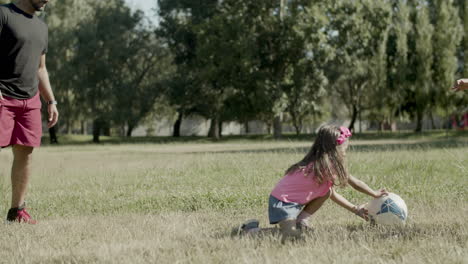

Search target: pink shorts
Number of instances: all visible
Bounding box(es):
[0,93,42,148]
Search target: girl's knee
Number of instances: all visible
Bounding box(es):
[279,219,301,239]
[279,219,296,232]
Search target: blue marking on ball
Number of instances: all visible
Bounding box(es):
[376,198,407,220]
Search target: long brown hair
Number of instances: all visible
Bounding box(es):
[285,125,349,187]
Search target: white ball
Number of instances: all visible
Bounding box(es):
[366,193,408,225]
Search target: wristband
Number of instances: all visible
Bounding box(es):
[47,100,58,105]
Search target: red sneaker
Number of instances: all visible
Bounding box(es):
[6,207,37,224]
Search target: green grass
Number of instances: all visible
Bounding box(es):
[41,130,468,145]
[0,134,467,263]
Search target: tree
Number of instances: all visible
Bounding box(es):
[205,1,278,135]
[429,0,463,130]
[191,8,239,139]
[225,0,287,136]
[281,1,330,135]
[453,0,468,114]
[375,0,411,131]
[327,0,392,132]
[111,30,173,137]
[158,0,220,138]
[406,1,434,132]
[45,0,94,135]
[70,0,168,142]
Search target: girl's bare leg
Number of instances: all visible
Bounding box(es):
[278,218,300,241]
[296,190,332,228]
[302,189,332,215]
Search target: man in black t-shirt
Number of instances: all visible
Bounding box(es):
[0,0,58,224]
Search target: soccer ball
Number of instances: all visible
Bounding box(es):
[366,193,408,225]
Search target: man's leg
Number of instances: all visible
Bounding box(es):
[11,145,34,208]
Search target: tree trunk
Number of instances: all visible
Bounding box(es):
[218,120,223,138]
[244,121,249,134]
[103,122,111,137]
[348,105,358,132]
[280,0,286,20]
[292,119,301,135]
[208,116,220,139]
[120,125,125,137]
[66,120,72,134]
[49,126,58,144]
[81,120,87,135]
[273,114,282,139]
[126,124,134,137]
[429,111,436,130]
[92,119,101,143]
[290,111,301,135]
[415,109,423,132]
[358,107,362,133]
[173,111,183,137]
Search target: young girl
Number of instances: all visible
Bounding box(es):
[235,125,387,238]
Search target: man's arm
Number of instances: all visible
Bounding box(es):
[38,54,58,128]
[452,79,468,91]
[348,175,387,198]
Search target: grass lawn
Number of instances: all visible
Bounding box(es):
[0,132,467,263]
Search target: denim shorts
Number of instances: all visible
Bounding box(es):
[268,195,304,224]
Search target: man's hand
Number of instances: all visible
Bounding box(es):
[373,188,388,198]
[47,104,59,128]
[452,79,468,91]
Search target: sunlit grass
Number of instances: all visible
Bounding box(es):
[0,135,467,263]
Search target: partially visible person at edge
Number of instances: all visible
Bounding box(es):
[0,0,58,224]
[452,79,468,91]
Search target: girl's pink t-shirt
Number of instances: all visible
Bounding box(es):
[270,166,333,205]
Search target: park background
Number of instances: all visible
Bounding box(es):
[0,1,467,263]
[1,0,467,142]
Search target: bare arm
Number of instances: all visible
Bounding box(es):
[330,188,359,214]
[38,54,59,128]
[330,188,368,220]
[348,175,387,198]
[452,79,468,91]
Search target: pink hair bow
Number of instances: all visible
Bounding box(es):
[336,126,352,145]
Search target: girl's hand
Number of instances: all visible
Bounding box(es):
[354,204,369,221]
[373,188,388,198]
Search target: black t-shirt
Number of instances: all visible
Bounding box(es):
[0,3,48,99]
